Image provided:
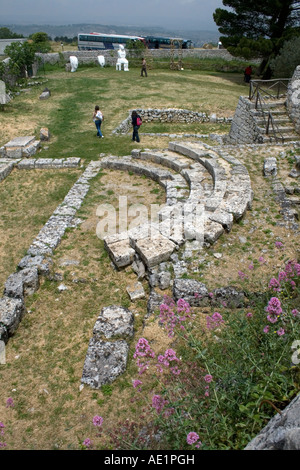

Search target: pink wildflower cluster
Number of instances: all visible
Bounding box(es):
[266,297,282,323]
[6,397,14,408]
[275,241,284,250]
[206,312,224,330]
[238,270,248,280]
[186,431,202,448]
[82,438,92,449]
[0,422,6,449]
[152,394,169,414]
[93,415,103,427]
[133,338,155,374]
[159,297,191,338]
[156,348,181,375]
[269,259,300,292]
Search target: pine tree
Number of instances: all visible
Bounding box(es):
[213,1,300,77]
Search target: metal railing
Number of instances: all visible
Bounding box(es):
[249,79,291,143]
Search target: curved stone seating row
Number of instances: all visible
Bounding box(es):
[102,141,253,270]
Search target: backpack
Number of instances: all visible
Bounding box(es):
[137,116,142,126]
[96,110,103,121]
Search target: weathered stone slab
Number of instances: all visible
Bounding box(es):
[93,305,134,339]
[0,162,14,181]
[173,278,209,306]
[18,255,52,276]
[264,157,277,177]
[245,393,300,450]
[126,281,145,301]
[4,267,39,300]
[81,338,129,388]
[17,159,36,170]
[0,296,25,336]
[130,231,176,268]
[105,236,135,268]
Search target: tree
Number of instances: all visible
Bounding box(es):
[4,41,36,78]
[29,31,51,53]
[213,1,300,77]
[0,27,23,39]
[270,36,300,77]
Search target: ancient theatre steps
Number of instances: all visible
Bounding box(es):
[101,141,253,270]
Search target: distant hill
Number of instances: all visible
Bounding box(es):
[0,23,220,48]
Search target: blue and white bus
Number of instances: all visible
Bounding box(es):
[145,36,193,49]
[77,32,193,51]
[77,32,146,50]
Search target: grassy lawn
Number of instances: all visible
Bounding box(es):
[0,64,299,451]
[0,65,247,160]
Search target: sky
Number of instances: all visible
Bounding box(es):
[0,0,224,31]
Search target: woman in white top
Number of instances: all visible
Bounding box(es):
[93,105,104,138]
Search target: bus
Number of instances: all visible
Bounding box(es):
[77,32,193,51]
[145,36,193,49]
[77,32,146,50]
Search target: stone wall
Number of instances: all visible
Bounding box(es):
[287,65,300,134]
[225,96,263,144]
[36,48,246,67]
[112,108,231,134]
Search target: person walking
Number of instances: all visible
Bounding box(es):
[244,65,252,83]
[141,57,147,77]
[93,105,104,138]
[131,110,141,142]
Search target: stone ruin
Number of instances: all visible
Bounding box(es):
[1,67,300,447]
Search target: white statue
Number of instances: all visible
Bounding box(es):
[70,55,78,72]
[97,55,105,67]
[116,45,129,71]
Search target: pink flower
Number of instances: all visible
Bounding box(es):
[187,432,200,445]
[292,309,299,317]
[133,379,142,389]
[204,374,213,383]
[92,415,103,427]
[263,325,269,333]
[266,297,282,323]
[248,263,254,270]
[152,395,168,414]
[238,270,248,280]
[6,398,14,408]
[83,438,92,448]
[259,256,266,264]
[275,241,284,249]
[277,328,285,336]
[246,312,253,318]
[206,312,224,330]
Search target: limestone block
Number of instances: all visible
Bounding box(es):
[105,237,135,268]
[264,157,277,177]
[62,157,81,167]
[0,162,14,181]
[173,279,209,306]
[126,281,146,301]
[40,127,51,141]
[0,296,25,336]
[245,394,300,450]
[129,231,176,268]
[17,159,36,170]
[18,255,52,276]
[81,338,129,388]
[22,140,41,157]
[93,305,134,339]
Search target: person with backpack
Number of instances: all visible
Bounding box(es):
[131,110,142,142]
[93,105,104,138]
